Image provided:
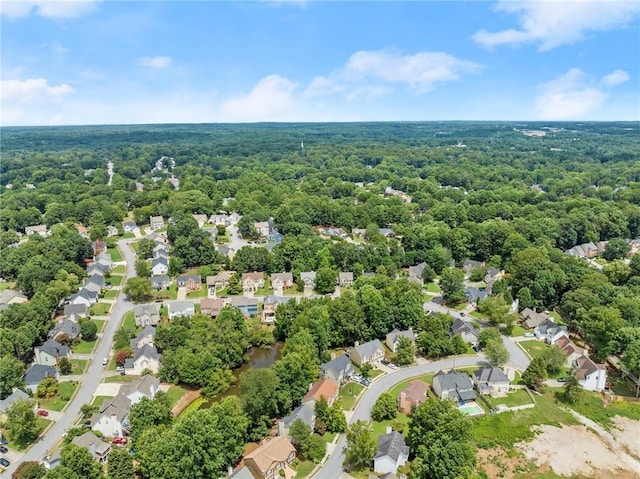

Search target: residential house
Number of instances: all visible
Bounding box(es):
[150,232,169,246]
[87,262,109,277]
[0,389,30,416]
[200,298,225,318]
[555,335,586,363]
[385,328,416,353]
[374,428,410,475]
[150,275,170,290]
[302,378,339,407]
[122,221,138,233]
[349,339,385,367]
[278,402,315,438]
[217,245,236,261]
[573,356,607,392]
[151,257,169,276]
[338,272,354,288]
[95,252,113,270]
[450,318,479,347]
[63,303,89,321]
[463,259,485,278]
[48,319,81,342]
[465,286,489,305]
[535,319,568,344]
[92,239,107,258]
[379,227,395,238]
[192,214,208,227]
[210,214,230,226]
[242,272,265,296]
[71,431,111,463]
[261,295,288,324]
[69,288,98,306]
[254,221,270,238]
[124,344,161,375]
[130,325,156,350]
[472,367,511,397]
[134,303,161,327]
[107,225,119,237]
[153,245,169,259]
[84,274,105,294]
[176,274,202,293]
[398,380,428,414]
[484,267,502,284]
[34,340,70,366]
[149,216,165,231]
[300,271,316,295]
[408,262,427,284]
[244,436,296,479]
[167,301,195,320]
[320,354,353,385]
[75,223,88,238]
[120,375,160,405]
[91,393,131,438]
[432,370,476,402]
[206,271,236,296]
[229,212,241,224]
[0,289,28,309]
[230,296,259,317]
[25,224,48,236]
[23,364,58,393]
[519,308,551,329]
[271,272,294,295]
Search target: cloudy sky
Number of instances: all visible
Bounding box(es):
[1,0,638,125]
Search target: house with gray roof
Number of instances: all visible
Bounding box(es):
[130,325,156,350]
[230,296,259,317]
[472,366,511,397]
[432,370,476,402]
[150,275,170,290]
[450,318,479,347]
[385,328,416,353]
[278,402,315,438]
[0,289,28,309]
[374,428,409,475]
[320,353,353,385]
[71,431,111,462]
[122,221,138,233]
[534,319,568,344]
[573,355,607,392]
[153,244,169,259]
[48,319,81,342]
[300,271,317,295]
[124,344,161,375]
[176,274,201,292]
[64,303,89,321]
[69,288,98,306]
[23,364,58,392]
[91,393,131,438]
[0,389,30,414]
[134,303,161,327]
[519,308,551,329]
[408,262,427,284]
[151,256,169,276]
[261,295,288,323]
[120,375,160,405]
[465,286,489,305]
[167,300,194,320]
[349,339,385,367]
[338,272,354,288]
[34,340,70,366]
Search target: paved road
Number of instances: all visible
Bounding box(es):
[312,356,486,479]
[2,240,136,477]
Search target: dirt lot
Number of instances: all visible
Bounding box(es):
[516,418,640,478]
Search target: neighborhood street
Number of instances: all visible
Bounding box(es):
[1,240,136,478]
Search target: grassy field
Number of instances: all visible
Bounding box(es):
[340,382,364,410]
[294,460,315,478]
[103,289,118,299]
[425,282,441,293]
[112,265,125,274]
[39,381,78,411]
[322,432,336,443]
[69,358,88,374]
[469,310,488,320]
[180,397,206,416]
[509,325,528,337]
[122,311,136,331]
[564,389,640,429]
[105,374,138,383]
[91,395,113,407]
[372,413,410,436]
[166,385,188,407]
[72,339,97,354]
[107,275,123,286]
[518,340,552,360]
[92,319,106,332]
[486,389,533,408]
[186,284,208,299]
[107,247,124,262]
[90,302,111,316]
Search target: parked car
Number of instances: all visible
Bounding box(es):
[0,437,7,445]
[524,333,535,338]
[37,410,49,417]
[0,458,10,467]
[0,446,7,454]
[557,377,567,383]
[380,359,389,366]
[116,366,125,372]
[102,357,108,365]
[112,437,128,445]
[388,363,398,370]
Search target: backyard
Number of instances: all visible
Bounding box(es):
[486,389,534,409]
[166,385,189,407]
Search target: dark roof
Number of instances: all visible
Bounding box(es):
[352,339,384,358]
[49,319,80,339]
[374,431,409,462]
[152,256,168,267]
[433,370,475,401]
[321,354,351,377]
[64,303,88,317]
[473,366,510,384]
[283,402,315,429]
[450,318,479,338]
[177,274,200,283]
[150,275,170,285]
[133,344,160,361]
[465,286,488,303]
[408,262,427,278]
[24,364,57,385]
[37,339,70,358]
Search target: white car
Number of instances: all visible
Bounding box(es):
[388,363,398,370]
[102,357,108,365]
[524,333,535,338]
[116,366,125,372]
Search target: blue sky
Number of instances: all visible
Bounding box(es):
[1,0,638,125]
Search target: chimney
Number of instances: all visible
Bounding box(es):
[386,425,392,434]
[331,351,336,360]
[399,392,406,413]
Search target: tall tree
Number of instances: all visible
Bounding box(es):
[395,336,416,366]
[371,392,397,422]
[3,398,38,447]
[107,446,135,479]
[484,339,509,367]
[439,268,465,305]
[60,443,103,479]
[0,355,24,398]
[522,357,548,391]
[343,420,376,472]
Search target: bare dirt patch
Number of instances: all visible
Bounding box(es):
[477,447,530,478]
[611,416,640,460]
[517,424,640,478]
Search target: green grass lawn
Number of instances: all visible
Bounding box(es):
[486,389,534,408]
[368,368,384,378]
[107,275,123,286]
[166,385,188,407]
[425,282,441,293]
[122,311,136,331]
[90,302,111,316]
[186,284,208,299]
[103,289,118,299]
[39,381,78,411]
[472,389,578,449]
[179,397,205,417]
[72,339,97,354]
[91,395,113,407]
[92,319,106,332]
[548,310,565,324]
[69,359,88,374]
[469,310,488,320]
[294,460,316,478]
[112,264,125,274]
[509,325,528,337]
[609,374,639,397]
[322,432,336,443]
[565,389,640,429]
[107,247,124,262]
[340,382,364,410]
[105,374,138,383]
[121,232,135,239]
[518,340,552,360]
[154,284,178,300]
[372,413,410,437]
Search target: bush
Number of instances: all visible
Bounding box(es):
[115,349,133,367]
[36,377,58,399]
[79,320,97,341]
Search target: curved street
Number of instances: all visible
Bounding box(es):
[2,240,136,478]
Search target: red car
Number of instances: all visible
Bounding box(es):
[111,437,128,445]
[36,410,49,417]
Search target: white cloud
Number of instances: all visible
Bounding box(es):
[137,56,173,69]
[305,49,480,98]
[535,69,607,119]
[1,78,74,103]
[602,69,630,86]
[474,0,640,50]
[0,0,101,19]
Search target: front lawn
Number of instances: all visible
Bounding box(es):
[39,381,78,411]
[340,382,364,410]
[92,319,106,332]
[112,264,125,274]
[107,247,123,262]
[518,340,552,360]
[368,368,384,379]
[107,275,123,287]
[322,432,336,443]
[425,282,441,293]
[69,359,88,374]
[122,311,136,332]
[72,339,97,354]
[166,385,188,407]
[103,289,118,299]
[91,395,113,407]
[372,413,410,437]
[469,310,488,320]
[294,460,315,478]
[186,284,208,299]
[105,374,138,383]
[90,302,111,316]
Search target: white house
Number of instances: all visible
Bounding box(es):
[91,394,131,438]
[385,329,415,353]
[124,344,161,375]
[374,428,409,475]
[120,375,160,405]
[149,216,165,231]
[167,300,195,320]
[535,319,568,344]
[151,257,169,276]
[573,356,607,392]
[34,340,70,366]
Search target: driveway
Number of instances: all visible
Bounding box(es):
[1,239,136,477]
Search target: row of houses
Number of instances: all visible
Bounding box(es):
[564,238,640,259]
